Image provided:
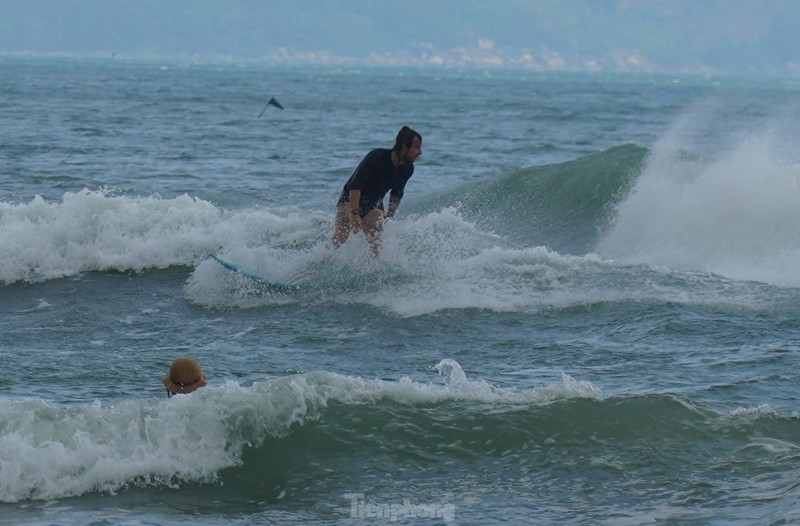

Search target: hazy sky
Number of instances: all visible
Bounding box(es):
[2,0,799,75]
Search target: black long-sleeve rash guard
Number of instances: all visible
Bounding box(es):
[338,148,414,205]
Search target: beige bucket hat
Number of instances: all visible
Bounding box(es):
[163,357,207,394]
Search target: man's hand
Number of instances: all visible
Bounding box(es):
[350,213,362,233]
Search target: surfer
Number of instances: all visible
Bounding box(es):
[331,126,422,254]
[163,357,207,397]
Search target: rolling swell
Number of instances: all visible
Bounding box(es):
[431,144,648,254]
[4,362,799,510]
[215,393,800,524]
[0,145,646,287]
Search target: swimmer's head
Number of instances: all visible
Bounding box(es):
[163,357,207,395]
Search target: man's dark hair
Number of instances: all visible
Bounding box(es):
[393,126,422,152]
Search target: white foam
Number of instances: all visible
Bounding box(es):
[0,188,760,311]
[185,204,609,313]
[728,404,779,418]
[17,299,53,313]
[0,189,328,285]
[743,437,800,454]
[433,359,602,403]
[0,396,234,503]
[185,204,766,314]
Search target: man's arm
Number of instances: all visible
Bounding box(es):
[386,195,401,218]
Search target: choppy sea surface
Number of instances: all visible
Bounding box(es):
[2,56,800,525]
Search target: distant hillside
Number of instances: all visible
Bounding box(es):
[2,0,798,75]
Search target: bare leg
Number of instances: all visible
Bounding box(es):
[361,209,385,255]
[331,206,351,247]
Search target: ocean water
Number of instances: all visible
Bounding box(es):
[2,56,800,525]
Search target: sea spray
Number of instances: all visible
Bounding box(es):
[598,115,800,286]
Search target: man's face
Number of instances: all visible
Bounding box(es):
[402,138,422,163]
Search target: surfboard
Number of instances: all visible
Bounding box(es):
[209,254,295,291]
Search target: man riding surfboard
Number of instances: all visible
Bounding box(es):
[331,126,423,254]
